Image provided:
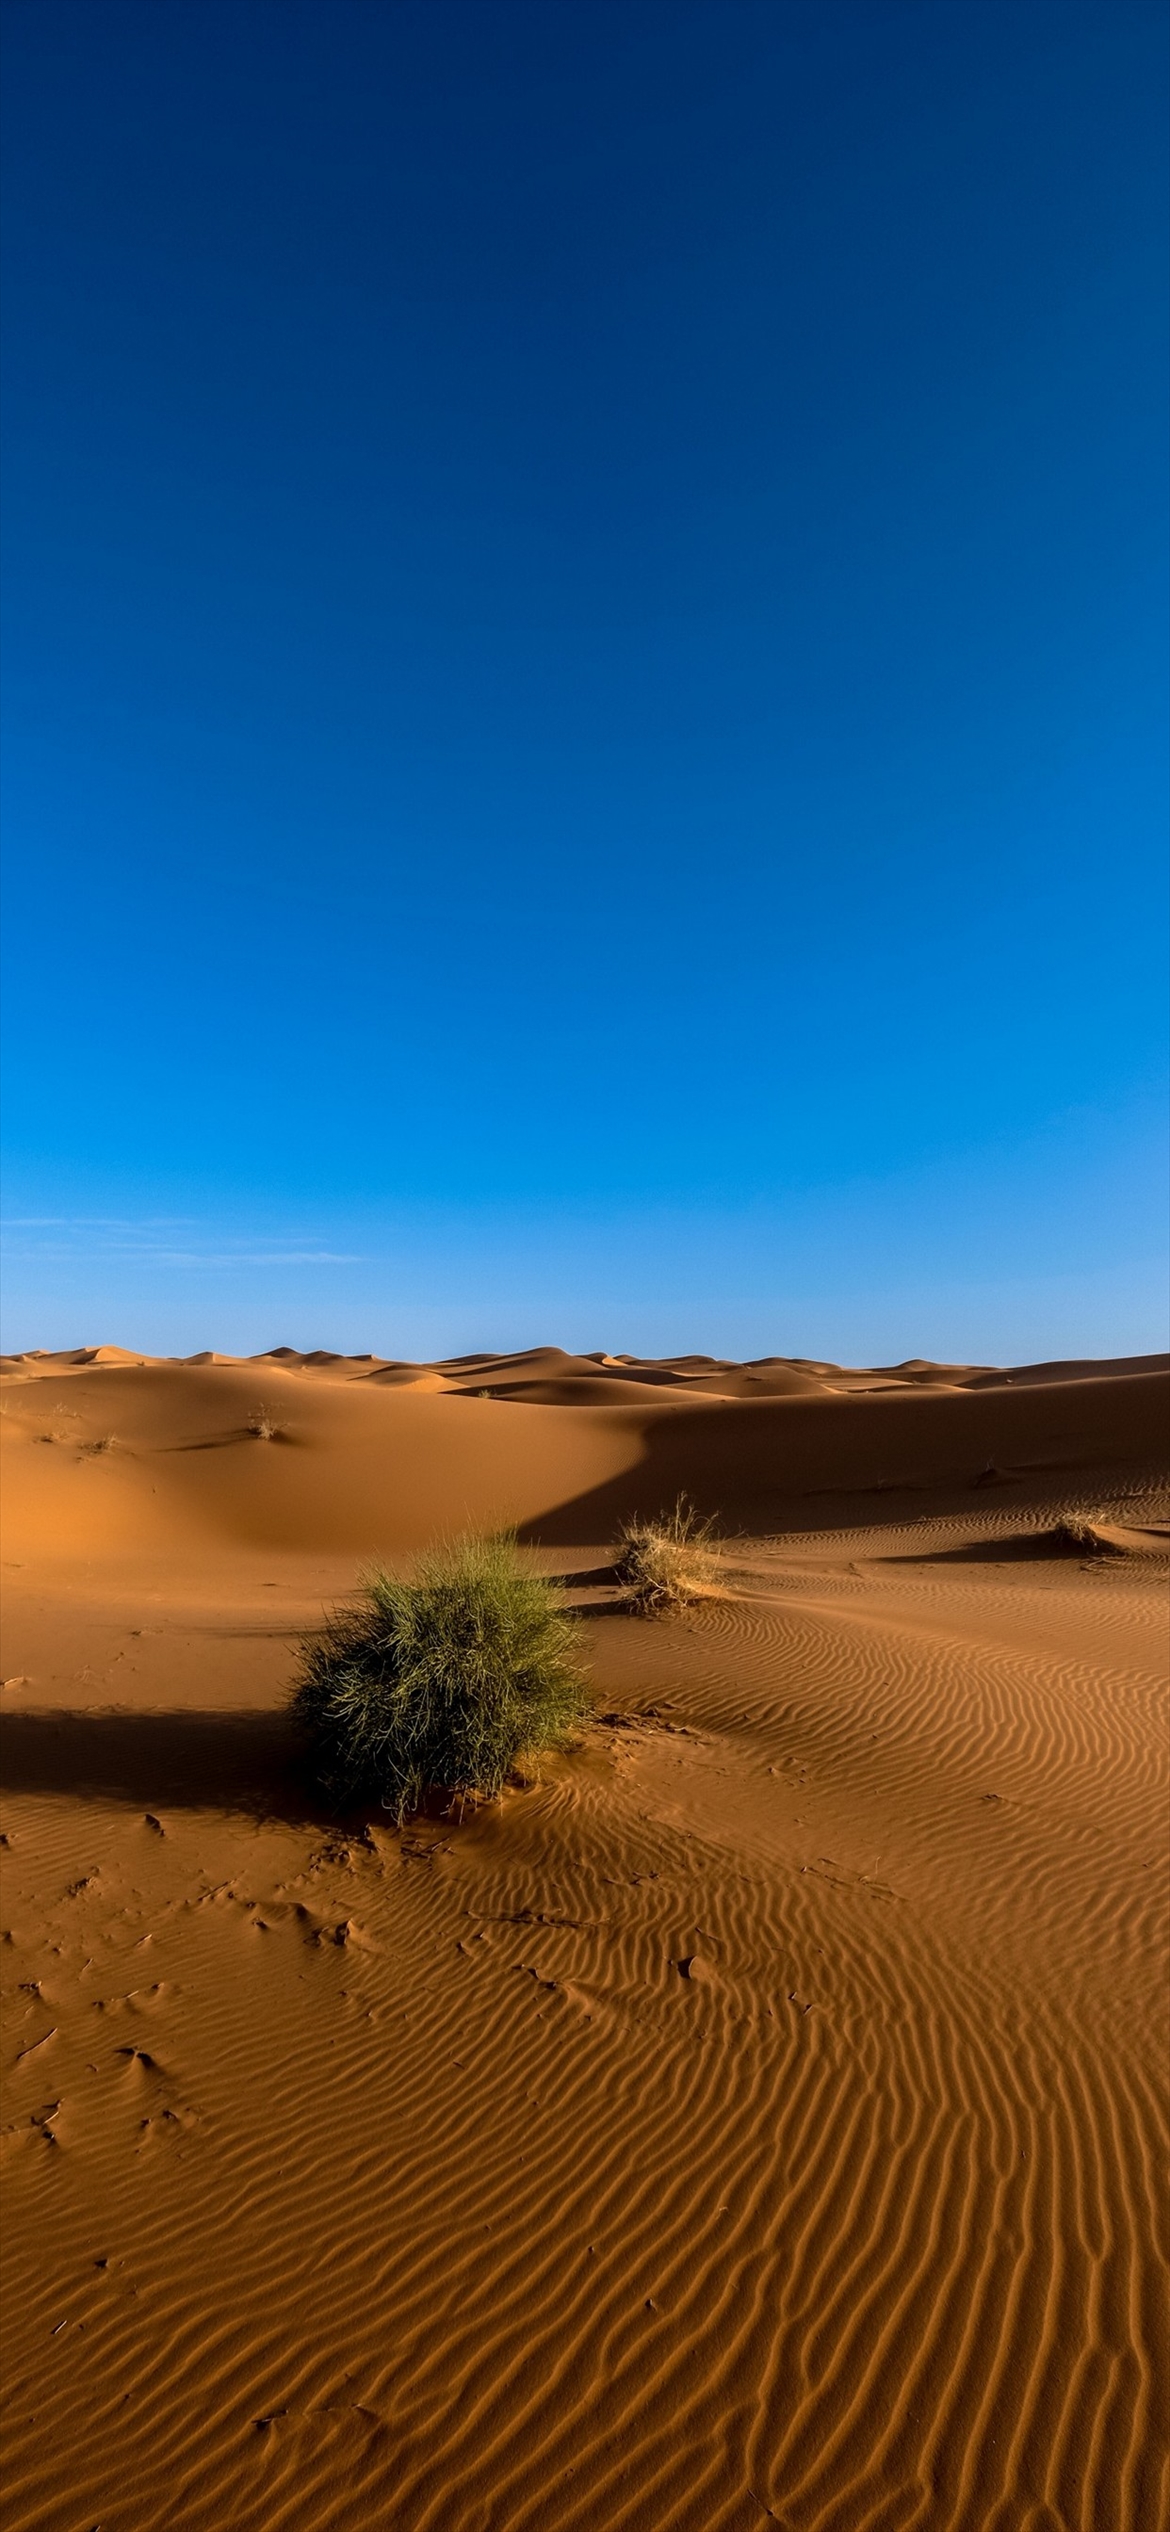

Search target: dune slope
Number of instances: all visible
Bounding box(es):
[1,1349,1167,2531]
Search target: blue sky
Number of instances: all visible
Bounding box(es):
[2,0,1166,1361]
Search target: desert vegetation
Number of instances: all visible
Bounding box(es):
[292,1531,585,1819]
[614,1495,721,1613]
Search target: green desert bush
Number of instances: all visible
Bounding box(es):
[614,1495,720,1614]
[291,1532,585,1819]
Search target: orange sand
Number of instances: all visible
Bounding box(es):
[1,1345,1167,2529]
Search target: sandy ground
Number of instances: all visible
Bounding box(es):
[1,1345,1167,2531]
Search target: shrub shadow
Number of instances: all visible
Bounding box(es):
[0,1706,329,1824]
[881,1526,1161,1565]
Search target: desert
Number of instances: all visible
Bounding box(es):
[6,3,1167,2524]
[1,1343,1167,2531]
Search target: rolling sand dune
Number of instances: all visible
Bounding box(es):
[1,1348,1167,2530]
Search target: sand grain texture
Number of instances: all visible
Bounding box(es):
[1,1347,1167,2530]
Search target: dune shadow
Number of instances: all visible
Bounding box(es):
[0,1706,332,1824]
[514,1388,1168,1548]
[881,1531,1087,1565]
[882,1524,1166,1565]
[517,1446,971,1549]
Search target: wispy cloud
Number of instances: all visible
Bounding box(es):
[4,1214,199,1230]
[147,1252,368,1269]
[0,1216,366,1269]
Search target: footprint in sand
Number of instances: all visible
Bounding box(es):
[116,2045,165,2078]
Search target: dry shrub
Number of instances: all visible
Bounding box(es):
[614,1496,721,1614]
[1051,1517,1128,1557]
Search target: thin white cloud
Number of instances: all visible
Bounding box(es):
[147,1251,368,1269]
[0,1218,366,1268]
[2,1215,199,1230]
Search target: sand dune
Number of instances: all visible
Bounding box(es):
[2,1344,1166,1562]
[1,1348,1167,2529]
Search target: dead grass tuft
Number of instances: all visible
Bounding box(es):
[613,1496,722,1614]
[1050,1516,1131,1557]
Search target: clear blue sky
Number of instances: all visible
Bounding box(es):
[2,0,1166,1362]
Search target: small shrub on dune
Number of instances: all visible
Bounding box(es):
[614,1496,720,1614]
[1050,1516,1127,1557]
[291,1533,585,1819]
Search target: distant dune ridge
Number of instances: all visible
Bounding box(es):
[2,1341,1166,1557]
[1,1344,1167,2530]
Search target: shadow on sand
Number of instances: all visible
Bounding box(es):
[0,1706,330,1824]
[879,1531,1092,1566]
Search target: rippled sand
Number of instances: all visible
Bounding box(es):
[2,1346,1167,2529]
